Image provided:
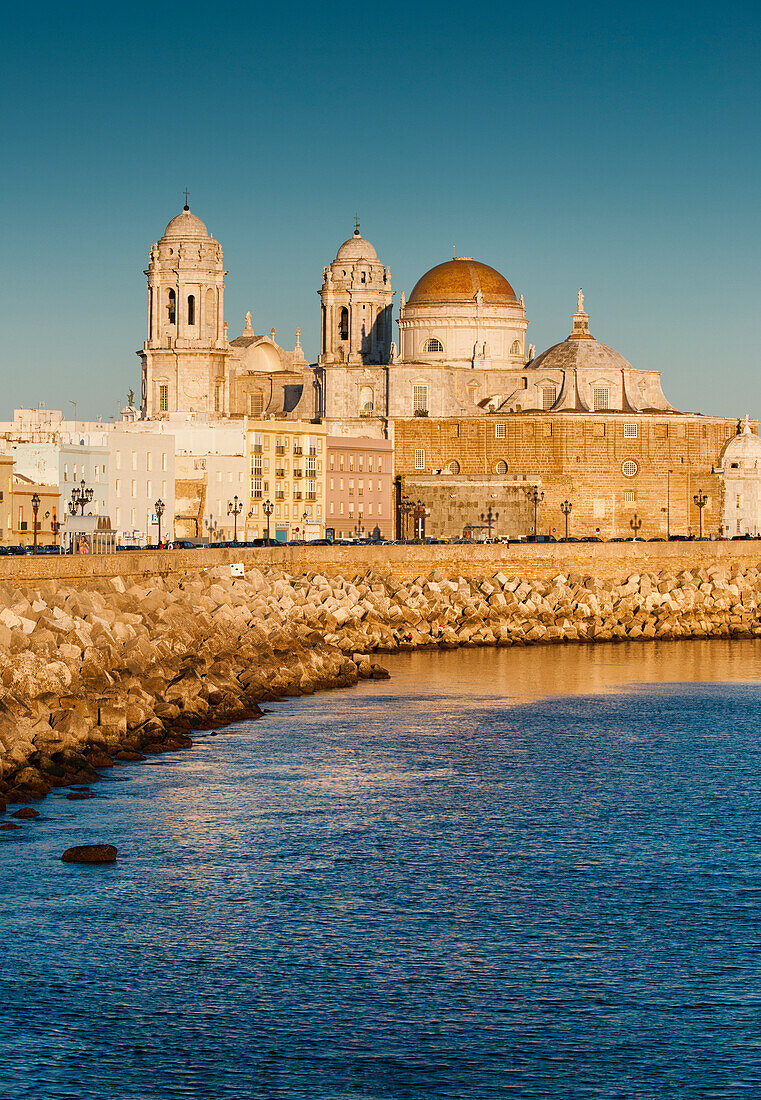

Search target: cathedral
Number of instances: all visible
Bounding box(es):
[137,203,753,540]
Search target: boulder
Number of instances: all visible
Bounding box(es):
[61,843,117,863]
[11,806,40,819]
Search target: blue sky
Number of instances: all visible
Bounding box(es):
[1,0,759,419]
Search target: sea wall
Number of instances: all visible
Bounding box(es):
[2,551,761,812]
[3,539,761,585]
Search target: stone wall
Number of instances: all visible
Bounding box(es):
[4,540,761,586]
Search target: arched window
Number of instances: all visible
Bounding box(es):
[495,460,508,475]
[187,295,195,325]
[510,340,521,355]
[339,307,349,341]
[360,385,374,415]
[448,460,461,474]
[423,337,444,353]
[167,289,176,325]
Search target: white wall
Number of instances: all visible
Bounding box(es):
[108,430,175,544]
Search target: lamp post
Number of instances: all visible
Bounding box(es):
[69,478,93,516]
[560,499,572,540]
[480,504,499,539]
[262,498,273,545]
[693,489,708,540]
[227,495,242,543]
[526,486,544,536]
[630,513,642,538]
[154,498,165,547]
[400,496,415,540]
[31,492,40,554]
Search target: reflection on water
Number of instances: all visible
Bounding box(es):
[3,639,761,1100]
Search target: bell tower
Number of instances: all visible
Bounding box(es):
[318,222,394,368]
[139,202,232,418]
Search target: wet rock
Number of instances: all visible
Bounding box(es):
[11,806,40,819]
[0,822,22,831]
[114,750,146,762]
[60,844,117,863]
[66,790,96,800]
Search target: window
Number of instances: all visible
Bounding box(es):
[542,386,557,410]
[510,340,521,355]
[414,448,425,470]
[622,460,638,477]
[214,385,221,413]
[249,392,264,416]
[593,387,610,411]
[623,423,638,439]
[167,289,176,325]
[131,479,137,496]
[131,452,137,470]
[413,385,429,415]
[159,385,168,412]
[725,425,732,438]
[161,452,167,472]
[187,295,195,325]
[146,480,152,498]
[495,460,508,474]
[624,491,635,504]
[448,460,460,474]
[339,307,349,341]
[146,453,152,471]
[116,478,121,494]
[378,459,382,473]
[423,337,444,353]
[495,423,506,439]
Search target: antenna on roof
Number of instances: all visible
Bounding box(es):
[183,187,190,210]
[354,213,360,234]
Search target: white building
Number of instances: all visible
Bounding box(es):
[719,417,761,537]
[107,429,175,545]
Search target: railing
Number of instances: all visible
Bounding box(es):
[251,491,263,500]
[293,446,303,456]
[293,492,302,501]
[275,468,286,478]
[275,492,285,501]
[251,444,263,454]
[275,446,286,455]
[306,492,317,501]
[293,469,303,479]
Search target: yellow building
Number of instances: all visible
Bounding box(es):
[245,420,327,541]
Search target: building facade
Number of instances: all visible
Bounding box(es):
[245,420,327,541]
[107,430,175,545]
[326,436,393,539]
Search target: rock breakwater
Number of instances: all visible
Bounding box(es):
[2,559,761,812]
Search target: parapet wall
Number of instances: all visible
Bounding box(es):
[2,541,761,586]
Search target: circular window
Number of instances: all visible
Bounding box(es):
[448,460,460,474]
[495,460,508,475]
[622,460,638,477]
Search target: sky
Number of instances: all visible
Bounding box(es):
[1,0,759,421]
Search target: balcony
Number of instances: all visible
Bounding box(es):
[275,468,286,478]
[251,444,263,454]
[306,492,317,501]
[308,446,317,456]
[293,469,303,479]
[275,492,285,501]
[275,445,286,456]
[251,491,263,500]
[293,491,303,501]
[293,446,303,456]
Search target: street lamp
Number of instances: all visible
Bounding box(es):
[69,478,93,516]
[154,498,165,547]
[480,504,499,539]
[630,513,642,538]
[262,498,273,545]
[526,486,544,536]
[560,499,572,540]
[693,489,708,539]
[227,495,242,543]
[400,496,415,540]
[31,492,40,555]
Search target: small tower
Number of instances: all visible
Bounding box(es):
[318,222,394,367]
[139,202,232,418]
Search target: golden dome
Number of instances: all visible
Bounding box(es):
[408,258,517,306]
